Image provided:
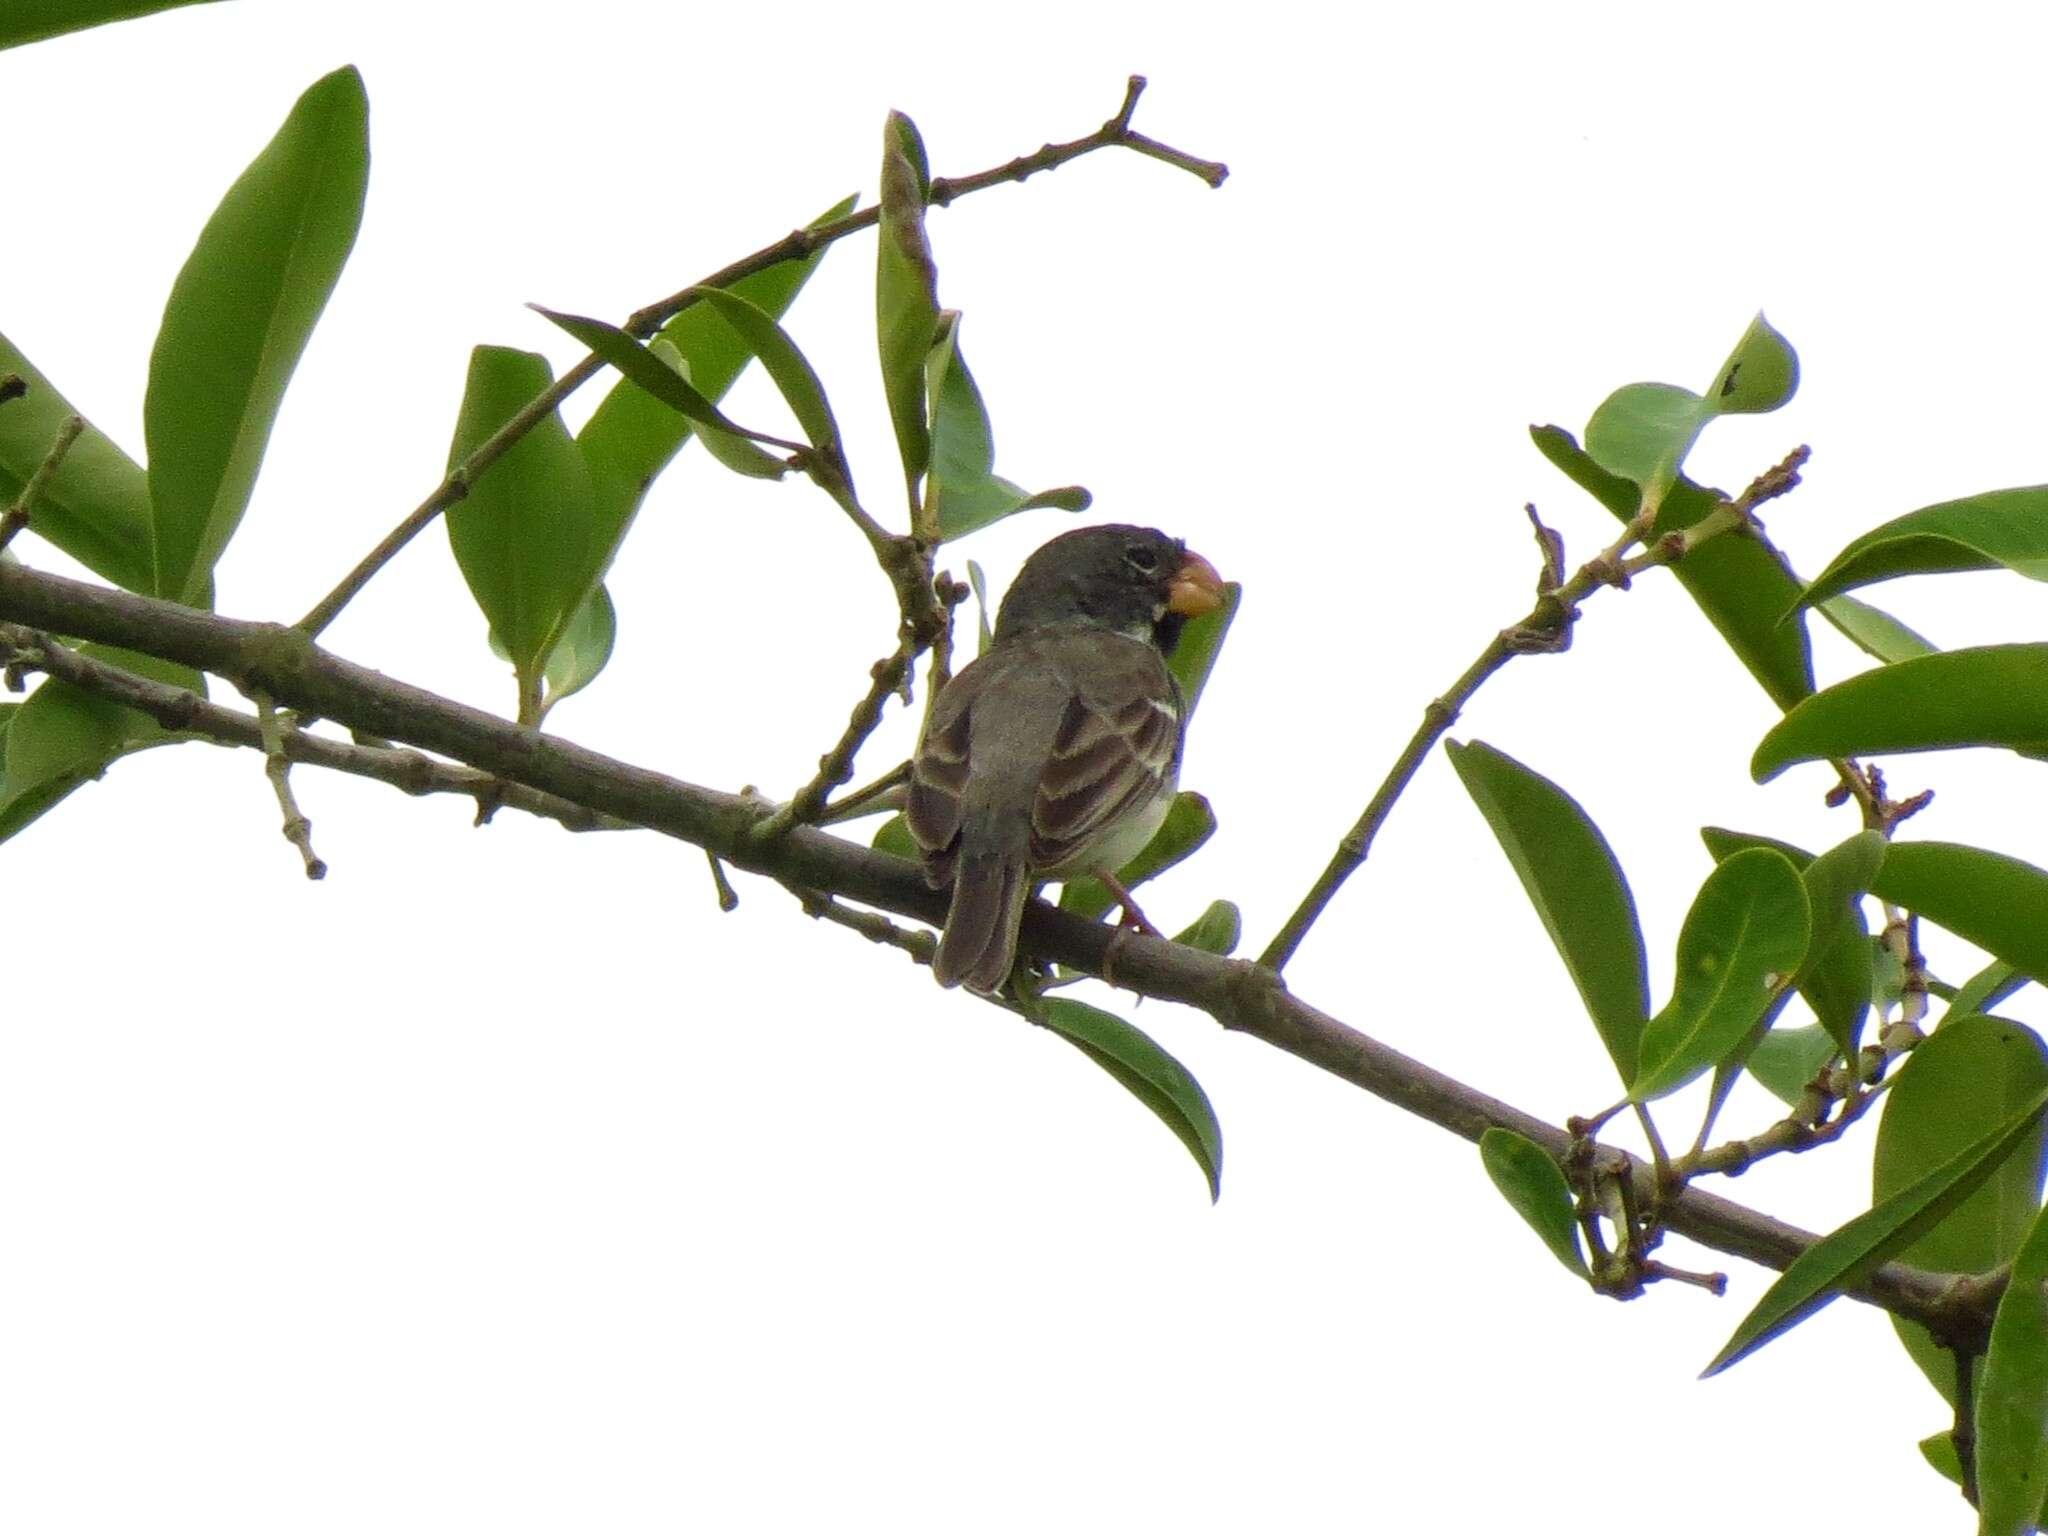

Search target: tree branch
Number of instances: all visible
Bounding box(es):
[293,76,1225,640]
[1261,446,1810,973]
[0,558,1981,1338]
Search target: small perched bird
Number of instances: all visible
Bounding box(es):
[907,524,1225,991]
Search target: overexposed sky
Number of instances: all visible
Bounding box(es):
[6,2,2048,1530]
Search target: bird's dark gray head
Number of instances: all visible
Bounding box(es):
[993,524,1220,652]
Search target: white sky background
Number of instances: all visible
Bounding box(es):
[4,1,2047,1530]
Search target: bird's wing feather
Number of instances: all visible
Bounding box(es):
[1027,633,1182,874]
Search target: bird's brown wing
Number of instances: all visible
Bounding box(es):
[1025,630,1183,876]
[905,651,994,887]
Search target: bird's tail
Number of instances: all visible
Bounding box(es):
[933,851,1030,991]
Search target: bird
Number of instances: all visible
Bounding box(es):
[906,523,1225,991]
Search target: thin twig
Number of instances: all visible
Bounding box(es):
[706,850,740,912]
[294,78,1226,639]
[1259,447,1808,973]
[754,634,920,841]
[0,413,84,555]
[253,691,326,879]
[796,886,938,966]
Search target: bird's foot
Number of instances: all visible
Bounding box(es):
[1097,873,1161,989]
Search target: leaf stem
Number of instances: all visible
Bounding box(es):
[0,412,84,556]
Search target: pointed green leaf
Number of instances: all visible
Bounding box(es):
[1632,848,1809,1101]
[444,347,597,703]
[1447,739,1649,1082]
[1875,1014,2048,1407]
[1949,960,2029,1023]
[531,307,787,470]
[877,111,938,511]
[575,194,852,564]
[687,286,840,453]
[0,334,152,590]
[1533,427,1813,710]
[1871,842,2048,986]
[1041,998,1223,1202]
[1978,1198,2048,1535]
[1753,644,2048,780]
[1167,580,1241,725]
[1799,487,2048,612]
[1582,314,1797,499]
[1816,594,1937,664]
[1060,791,1215,921]
[1703,1082,2048,1377]
[0,0,223,50]
[1479,1128,1588,1278]
[923,311,1090,540]
[0,646,204,843]
[966,558,993,656]
[1171,900,1241,957]
[1699,824,1890,1065]
[537,584,616,719]
[1747,1023,1837,1107]
[145,66,368,604]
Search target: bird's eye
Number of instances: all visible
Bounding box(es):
[1124,544,1160,573]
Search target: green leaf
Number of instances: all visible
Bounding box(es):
[1949,960,2029,1023]
[145,65,368,604]
[1799,487,2048,612]
[1816,594,1937,664]
[1447,739,1648,1083]
[1747,1023,1836,1107]
[1040,998,1223,1202]
[1699,828,1876,1056]
[537,584,616,719]
[1533,427,1813,711]
[444,347,597,710]
[1921,1430,1964,1486]
[575,194,852,565]
[1060,791,1215,922]
[1797,833,1883,1055]
[0,646,204,842]
[1167,580,1241,725]
[1171,900,1241,957]
[0,333,152,590]
[1631,848,1809,1101]
[1871,842,2048,987]
[1874,1015,2048,1407]
[871,813,917,861]
[876,110,939,512]
[1703,1082,2048,1377]
[686,286,841,454]
[1753,644,2048,780]
[923,311,1091,540]
[0,0,222,49]
[1478,1128,1588,1278]
[1582,314,1798,500]
[531,307,787,472]
[1978,1199,2048,1535]
[966,558,993,656]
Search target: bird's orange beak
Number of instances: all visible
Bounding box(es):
[1168,549,1226,617]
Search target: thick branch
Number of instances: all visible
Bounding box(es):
[0,621,630,831]
[0,558,1979,1337]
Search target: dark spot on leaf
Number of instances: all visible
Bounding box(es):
[1720,363,1741,399]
